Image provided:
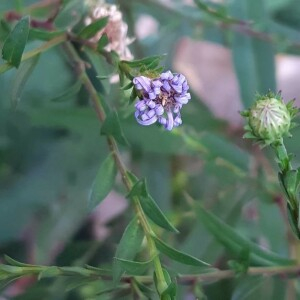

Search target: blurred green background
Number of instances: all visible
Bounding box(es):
[1,0,300,299]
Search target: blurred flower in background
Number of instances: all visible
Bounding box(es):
[84,0,134,60]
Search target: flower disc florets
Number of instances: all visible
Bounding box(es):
[133,71,191,131]
[241,92,298,145]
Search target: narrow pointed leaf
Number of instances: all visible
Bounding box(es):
[101,110,129,146]
[97,33,109,50]
[29,29,64,41]
[154,268,176,299]
[134,278,154,296]
[2,16,30,68]
[50,80,82,102]
[152,235,210,267]
[128,179,178,233]
[79,17,108,39]
[88,153,117,211]
[115,257,154,275]
[113,217,144,283]
[10,54,40,109]
[196,202,295,266]
[38,267,61,280]
[4,256,38,268]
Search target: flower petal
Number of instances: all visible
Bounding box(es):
[135,113,158,126]
[133,76,152,92]
[155,104,164,116]
[165,110,174,131]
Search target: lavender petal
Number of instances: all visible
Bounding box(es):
[165,110,174,131]
[136,113,158,126]
[135,100,147,111]
[133,76,152,92]
[155,104,164,116]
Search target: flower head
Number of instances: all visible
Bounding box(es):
[241,92,298,146]
[133,71,191,131]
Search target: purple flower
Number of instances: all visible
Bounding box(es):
[133,71,191,130]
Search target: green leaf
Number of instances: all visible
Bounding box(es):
[128,179,178,233]
[59,266,94,276]
[121,81,134,91]
[38,267,61,280]
[115,257,154,275]
[152,235,210,267]
[153,268,176,300]
[84,265,112,276]
[2,16,30,68]
[129,86,138,103]
[88,153,117,211]
[231,276,265,300]
[10,54,40,109]
[49,80,82,102]
[101,110,129,146]
[113,217,144,283]
[134,278,154,297]
[4,256,38,268]
[196,202,295,266]
[97,33,109,50]
[29,29,64,41]
[79,17,109,39]
[121,55,165,68]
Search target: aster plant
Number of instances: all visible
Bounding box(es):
[241,92,300,238]
[3,1,300,300]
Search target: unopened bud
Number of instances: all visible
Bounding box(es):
[241,93,298,145]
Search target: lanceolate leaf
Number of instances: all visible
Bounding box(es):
[115,257,154,275]
[97,33,109,50]
[10,55,40,109]
[101,110,129,146]
[2,16,30,68]
[152,235,210,267]
[196,203,295,266]
[50,80,82,102]
[88,153,117,211]
[153,268,176,300]
[128,179,178,233]
[113,217,144,283]
[79,17,109,39]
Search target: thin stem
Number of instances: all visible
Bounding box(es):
[0,34,66,74]
[62,42,168,295]
[3,263,300,285]
[273,139,292,174]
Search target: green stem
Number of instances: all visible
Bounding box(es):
[273,139,292,174]
[4,263,300,285]
[62,42,168,296]
[0,34,66,74]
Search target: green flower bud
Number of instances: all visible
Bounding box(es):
[241,92,298,146]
